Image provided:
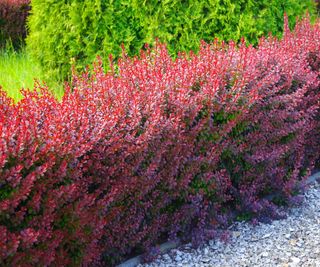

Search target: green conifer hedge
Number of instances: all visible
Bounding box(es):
[26,0,317,81]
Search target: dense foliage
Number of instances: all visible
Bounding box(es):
[1,17,319,266]
[26,0,317,81]
[0,0,30,48]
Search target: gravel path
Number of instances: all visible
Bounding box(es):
[139,178,320,267]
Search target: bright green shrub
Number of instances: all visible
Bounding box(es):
[26,0,317,81]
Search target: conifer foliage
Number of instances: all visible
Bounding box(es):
[26,0,317,80]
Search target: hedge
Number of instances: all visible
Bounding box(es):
[0,0,30,48]
[26,0,318,81]
[1,16,319,266]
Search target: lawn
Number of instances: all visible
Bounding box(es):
[0,46,64,101]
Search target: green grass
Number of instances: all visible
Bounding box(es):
[0,46,64,102]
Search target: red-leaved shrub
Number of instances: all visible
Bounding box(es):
[0,15,319,266]
[0,0,30,48]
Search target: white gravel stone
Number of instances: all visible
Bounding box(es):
[138,180,320,267]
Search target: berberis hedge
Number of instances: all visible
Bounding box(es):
[26,0,317,81]
[0,0,30,48]
[1,17,319,266]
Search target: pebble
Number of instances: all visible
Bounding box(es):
[290,256,301,264]
[138,180,320,267]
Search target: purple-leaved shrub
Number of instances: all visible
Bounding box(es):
[0,15,319,266]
